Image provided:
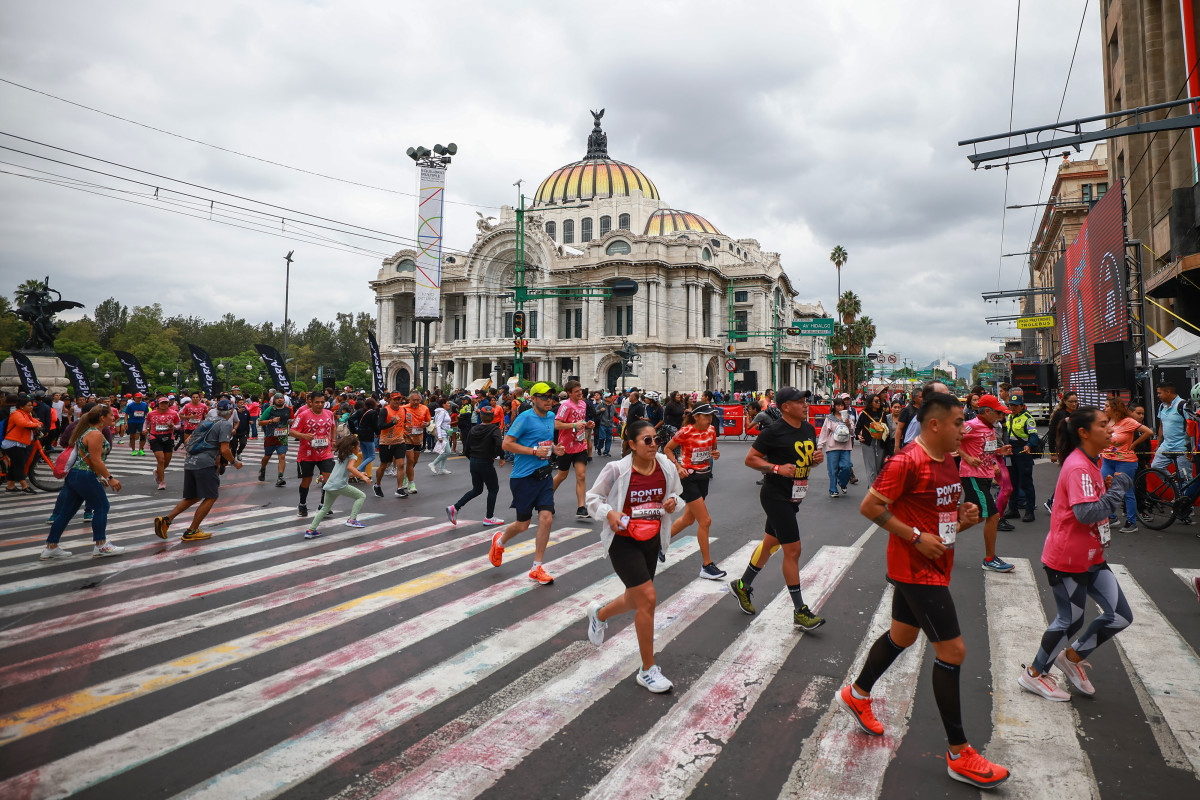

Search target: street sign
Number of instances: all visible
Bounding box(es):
[795,318,835,336]
[1016,315,1055,330]
[724,358,737,372]
[725,342,736,356]
[872,353,899,365]
[824,363,835,373]
[986,352,1015,364]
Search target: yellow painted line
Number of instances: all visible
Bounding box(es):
[0,530,586,743]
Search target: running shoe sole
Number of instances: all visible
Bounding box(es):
[180,531,212,541]
[794,613,826,632]
[947,766,1010,789]
[489,532,505,567]
[634,671,673,693]
[1017,669,1069,702]
[699,565,727,580]
[153,517,169,540]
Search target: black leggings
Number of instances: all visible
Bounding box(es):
[455,457,499,518]
[5,445,29,482]
[231,432,248,458]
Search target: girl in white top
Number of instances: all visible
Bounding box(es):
[428,398,454,475]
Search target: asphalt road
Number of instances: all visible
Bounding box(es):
[0,435,1197,799]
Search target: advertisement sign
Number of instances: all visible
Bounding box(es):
[10,352,44,393]
[1017,315,1055,330]
[255,344,293,394]
[56,353,92,396]
[415,166,446,320]
[367,331,386,396]
[1054,181,1127,406]
[187,344,217,396]
[113,350,149,395]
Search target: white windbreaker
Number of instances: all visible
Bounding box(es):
[585,452,684,555]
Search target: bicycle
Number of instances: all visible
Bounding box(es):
[0,438,65,494]
[1133,464,1199,530]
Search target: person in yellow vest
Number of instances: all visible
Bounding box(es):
[1004,393,1040,523]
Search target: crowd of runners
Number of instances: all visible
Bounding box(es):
[9,375,1200,791]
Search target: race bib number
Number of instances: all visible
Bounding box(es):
[573,428,587,442]
[631,502,663,519]
[312,438,329,449]
[938,511,957,546]
[791,479,808,501]
[133,411,145,418]
[410,426,424,435]
[984,439,997,454]
[691,448,711,465]
[155,424,170,433]
[1096,520,1111,547]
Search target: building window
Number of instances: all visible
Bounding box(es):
[581,218,593,242]
[1082,185,1092,204]
[1097,182,1108,198]
[606,240,631,255]
[611,304,634,336]
[618,213,630,230]
[529,310,539,338]
[711,238,721,248]
[733,310,749,341]
[396,259,415,273]
[563,219,575,243]
[734,290,749,303]
[560,307,583,338]
[599,215,611,236]
[504,311,513,338]
[545,221,556,241]
[702,247,712,261]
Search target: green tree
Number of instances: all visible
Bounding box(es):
[343,360,371,390]
[970,359,991,386]
[829,245,848,301]
[94,298,128,346]
[0,296,30,360]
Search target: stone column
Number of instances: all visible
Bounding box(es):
[709,289,722,341]
[589,296,605,339]
[581,297,590,341]
[464,360,475,384]
[379,295,395,348]
[466,293,480,341]
[648,281,657,338]
[636,280,650,340]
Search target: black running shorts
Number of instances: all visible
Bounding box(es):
[377,443,408,463]
[680,472,711,503]
[609,533,660,588]
[149,436,174,453]
[298,458,335,478]
[960,477,997,519]
[556,449,588,471]
[760,488,801,544]
[182,466,220,500]
[889,579,961,642]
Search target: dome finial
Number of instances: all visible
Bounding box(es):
[586,108,608,159]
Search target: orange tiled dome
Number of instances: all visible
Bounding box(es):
[643,208,721,236]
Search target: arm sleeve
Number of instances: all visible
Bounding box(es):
[1072,472,1133,524]
[585,463,618,520]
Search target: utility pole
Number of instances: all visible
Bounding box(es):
[282,250,293,380]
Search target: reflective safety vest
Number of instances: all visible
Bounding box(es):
[1006,410,1036,441]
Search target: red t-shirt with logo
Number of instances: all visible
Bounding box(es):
[1043,448,1109,572]
[871,440,962,586]
[146,410,180,438]
[291,406,336,462]
[958,417,999,480]
[555,398,589,454]
[671,424,717,472]
[620,463,666,538]
[179,402,207,431]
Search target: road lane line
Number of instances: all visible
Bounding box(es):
[1109,563,1200,776]
[852,524,878,548]
[1171,567,1200,596]
[981,559,1099,798]
[179,537,719,800]
[580,545,859,800]
[0,530,598,798]
[0,514,432,644]
[0,525,496,688]
[780,584,926,800]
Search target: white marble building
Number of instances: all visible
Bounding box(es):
[370,112,828,394]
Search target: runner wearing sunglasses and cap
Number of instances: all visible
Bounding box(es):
[664,402,725,580]
[489,382,567,585]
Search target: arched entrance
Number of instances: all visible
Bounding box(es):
[606,362,622,392]
[394,368,410,395]
[706,357,721,391]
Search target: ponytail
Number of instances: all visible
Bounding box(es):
[68,404,111,447]
[1058,405,1100,464]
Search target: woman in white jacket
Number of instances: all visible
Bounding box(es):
[584,419,683,693]
[428,398,454,475]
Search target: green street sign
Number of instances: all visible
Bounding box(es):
[794,318,834,336]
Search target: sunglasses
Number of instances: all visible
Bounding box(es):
[639,435,658,446]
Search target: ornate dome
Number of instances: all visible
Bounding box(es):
[533,110,659,207]
[644,208,721,236]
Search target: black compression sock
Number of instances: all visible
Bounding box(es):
[787,584,806,612]
[932,658,967,746]
[854,631,907,694]
[320,490,327,507]
[299,486,309,505]
[740,562,762,587]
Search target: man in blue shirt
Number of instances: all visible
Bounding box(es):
[125,392,150,456]
[1153,382,1192,482]
[489,382,565,586]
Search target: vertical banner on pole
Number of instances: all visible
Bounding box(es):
[414,166,445,320]
[367,331,385,396]
[55,353,92,396]
[187,344,217,396]
[10,352,45,393]
[254,344,293,394]
[113,351,149,395]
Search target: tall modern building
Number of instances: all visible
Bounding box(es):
[371,112,828,394]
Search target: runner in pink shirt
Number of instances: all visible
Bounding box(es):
[289,393,337,519]
[958,394,1015,573]
[552,380,594,519]
[146,397,182,490]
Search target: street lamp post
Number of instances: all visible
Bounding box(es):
[217,362,231,393]
[91,360,100,391]
[282,250,294,382]
[103,372,111,394]
[660,363,680,395]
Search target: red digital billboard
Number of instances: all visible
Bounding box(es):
[1053,181,1127,406]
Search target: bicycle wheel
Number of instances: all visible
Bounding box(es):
[27,448,63,494]
[1134,466,1176,530]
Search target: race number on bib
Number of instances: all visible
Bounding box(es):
[938,511,957,546]
[984,439,997,454]
[791,479,808,501]
[1096,520,1111,547]
[691,448,711,465]
[312,438,329,449]
[155,424,171,433]
[133,411,145,418]
[631,502,664,519]
[410,426,424,436]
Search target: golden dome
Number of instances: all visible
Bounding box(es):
[644,208,721,236]
[534,158,659,206]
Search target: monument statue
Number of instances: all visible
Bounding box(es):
[8,277,84,354]
[586,108,608,159]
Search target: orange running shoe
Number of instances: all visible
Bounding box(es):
[946,745,1010,789]
[488,530,505,567]
[835,685,883,735]
[528,565,555,585]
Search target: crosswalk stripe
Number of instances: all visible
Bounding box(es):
[11,529,603,798]
[372,541,759,800]
[980,559,1099,798]
[581,545,860,800]
[0,493,151,519]
[779,584,926,800]
[0,514,428,645]
[0,525,516,689]
[1171,567,1200,594]
[0,503,260,566]
[0,499,164,542]
[1109,563,1200,776]
[0,506,292,595]
[178,536,713,800]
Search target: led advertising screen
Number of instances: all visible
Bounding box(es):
[1054,181,1127,406]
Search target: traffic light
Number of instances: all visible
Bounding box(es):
[513,338,529,354]
[513,311,526,336]
[786,326,802,336]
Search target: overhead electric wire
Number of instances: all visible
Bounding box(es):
[0,76,501,210]
[996,0,1022,290]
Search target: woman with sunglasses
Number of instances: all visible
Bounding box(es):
[584,419,684,693]
[665,402,725,580]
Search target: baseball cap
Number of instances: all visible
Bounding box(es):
[133,392,144,398]
[977,394,1010,414]
[692,403,715,416]
[529,382,554,398]
[216,399,234,411]
[124,393,133,399]
[776,387,812,406]
[156,396,169,404]
[478,405,497,422]
[1009,394,1026,405]
[389,391,405,400]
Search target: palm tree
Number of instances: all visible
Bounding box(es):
[829,245,848,301]
[837,290,861,324]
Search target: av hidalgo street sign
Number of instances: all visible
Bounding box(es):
[789,318,835,336]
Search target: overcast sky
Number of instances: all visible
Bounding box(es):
[0,0,1103,367]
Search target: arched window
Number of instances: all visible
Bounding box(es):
[618,213,630,230]
[545,221,556,241]
[702,247,712,261]
[396,259,415,273]
[606,240,631,256]
[599,215,612,236]
[581,218,593,242]
[563,219,575,244]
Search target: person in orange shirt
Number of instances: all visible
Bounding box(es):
[4,395,44,493]
[401,391,431,493]
[373,392,410,499]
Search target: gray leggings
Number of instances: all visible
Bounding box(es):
[311,485,365,530]
[1032,564,1133,674]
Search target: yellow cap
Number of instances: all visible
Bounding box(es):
[529,382,554,397]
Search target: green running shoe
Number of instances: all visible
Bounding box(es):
[793,605,826,632]
[729,579,756,615]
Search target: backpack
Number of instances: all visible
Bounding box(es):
[833,422,852,443]
[186,420,220,455]
[765,405,783,422]
[53,444,78,479]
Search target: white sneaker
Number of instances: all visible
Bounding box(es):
[92,541,125,558]
[40,546,72,560]
[635,664,673,693]
[438,469,452,475]
[1018,667,1070,701]
[587,601,608,646]
[429,463,439,475]
[1054,651,1096,696]
[482,517,505,527]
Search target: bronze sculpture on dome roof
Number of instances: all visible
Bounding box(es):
[586,108,608,159]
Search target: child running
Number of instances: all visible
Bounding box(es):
[304,434,369,540]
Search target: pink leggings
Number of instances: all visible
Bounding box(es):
[996,463,1013,511]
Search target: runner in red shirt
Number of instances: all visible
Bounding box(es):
[176,391,208,451]
[289,393,337,518]
[146,397,181,490]
[837,392,1010,790]
[552,381,595,519]
[665,402,725,580]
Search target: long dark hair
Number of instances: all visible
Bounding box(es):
[1058,405,1101,463]
[335,434,360,463]
[69,404,112,447]
[1054,391,1078,414]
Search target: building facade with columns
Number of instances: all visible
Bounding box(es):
[370,112,828,395]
